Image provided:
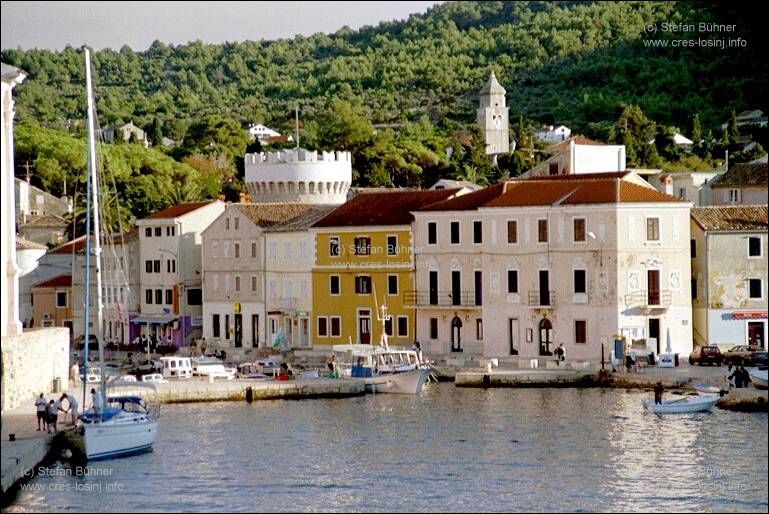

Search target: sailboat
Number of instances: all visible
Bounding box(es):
[74,47,158,460]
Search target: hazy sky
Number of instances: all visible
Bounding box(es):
[1,1,443,51]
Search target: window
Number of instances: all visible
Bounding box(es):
[574,270,586,294]
[575,320,587,344]
[146,289,153,304]
[507,270,519,294]
[549,162,559,176]
[646,218,660,241]
[473,221,482,244]
[388,275,398,295]
[224,241,230,258]
[573,218,586,242]
[187,289,202,305]
[212,241,219,259]
[727,189,741,203]
[507,220,518,244]
[397,316,408,337]
[234,243,240,259]
[691,239,697,258]
[450,222,460,244]
[170,226,175,236]
[235,276,241,292]
[476,319,483,340]
[155,289,162,305]
[155,227,161,237]
[56,291,67,308]
[354,237,371,255]
[234,217,239,230]
[225,315,230,339]
[329,276,340,295]
[165,289,173,305]
[251,241,257,258]
[166,226,171,236]
[428,222,437,245]
[145,260,152,273]
[317,317,328,337]
[387,235,398,255]
[430,318,438,339]
[225,218,230,230]
[355,276,372,294]
[330,317,341,337]
[749,279,762,299]
[691,279,697,301]
[251,275,258,292]
[213,314,220,338]
[145,227,152,238]
[677,187,687,200]
[538,219,548,243]
[384,318,394,336]
[748,237,762,257]
[329,237,340,257]
[153,260,160,273]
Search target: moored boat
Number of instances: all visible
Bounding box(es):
[642,394,719,414]
[749,368,768,390]
[333,344,430,394]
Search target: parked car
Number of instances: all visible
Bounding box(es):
[722,345,769,366]
[688,345,723,366]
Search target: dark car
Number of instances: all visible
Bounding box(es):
[722,345,769,366]
[688,345,723,366]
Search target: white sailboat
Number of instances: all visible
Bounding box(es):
[75,47,158,460]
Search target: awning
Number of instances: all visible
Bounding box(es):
[130,314,178,324]
[732,311,768,320]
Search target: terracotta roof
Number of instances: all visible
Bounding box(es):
[20,214,68,228]
[231,203,338,231]
[142,200,219,220]
[546,135,606,153]
[691,206,768,231]
[33,274,72,289]
[419,177,683,212]
[314,189,459,227]
[710,162,768,187]
[16,236,47,250]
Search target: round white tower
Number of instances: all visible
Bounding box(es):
[245,148,352,204]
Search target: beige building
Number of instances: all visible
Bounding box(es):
[691,206,768,349]
[31,274,72,335]
[412,173,693,362]
[709,160,768,206]
[135,200,225,347]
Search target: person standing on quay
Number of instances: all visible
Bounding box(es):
[34,393,47,431]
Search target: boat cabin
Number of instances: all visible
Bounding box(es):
[159,356,192,379]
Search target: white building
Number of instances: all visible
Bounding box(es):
[535,125,572,144]
[649,171,723,206]
[247,123,289,143]
[691,206,768,349]
[709,160,768,206]
[411,173,693,362]
[134,200,225,347]
[521,137,626,178]
[245,148,352,204]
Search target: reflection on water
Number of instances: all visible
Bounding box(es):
[5,385,767,512]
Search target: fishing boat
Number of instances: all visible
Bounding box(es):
[333,343,430,394]
[749,368,768,390]
[642,393,719,414]
[74,47,158,460]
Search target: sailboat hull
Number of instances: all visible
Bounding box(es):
[82,415,158,460]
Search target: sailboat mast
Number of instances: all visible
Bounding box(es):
[84,48,106,374]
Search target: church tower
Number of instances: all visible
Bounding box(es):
[476,71,509,159]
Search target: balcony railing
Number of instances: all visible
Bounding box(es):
[404,290,480,307]
[624,290,672,308]
[528,290,556,307]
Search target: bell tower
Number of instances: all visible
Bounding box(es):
[476,71,509,160]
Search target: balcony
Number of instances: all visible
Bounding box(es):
[528,291,556,309]
[624,290,672,313]
[404,290,480,307]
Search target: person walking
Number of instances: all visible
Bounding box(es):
[35,393,47,431]
[46,399,60,434]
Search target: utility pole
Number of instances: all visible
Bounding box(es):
[21,160,34,183]
[295,104,300,149]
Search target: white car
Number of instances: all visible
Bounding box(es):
[141,373,168,383]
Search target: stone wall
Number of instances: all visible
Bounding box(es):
[1,327,69,412]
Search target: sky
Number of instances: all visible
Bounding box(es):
[1,1,443,51]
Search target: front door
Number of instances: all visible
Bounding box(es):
[649,318,661,354]
[429,271,438,305]
[358,310,371,344]
[509,318,519,355]
[451,315,463,352]
[234,314,242,348]
[299,318,309,347]
[251,314,259,348]
[648,270,660,305]
[748,321,765,347]
[284,318,293,347]
[539,318,553,356]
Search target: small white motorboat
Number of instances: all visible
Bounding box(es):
[642,394,719,414]
[749,368,768,390]
[693,383,721,394]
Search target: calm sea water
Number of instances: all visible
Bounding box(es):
[4,385,768,512]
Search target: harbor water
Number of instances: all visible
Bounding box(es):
[5,385,768,512]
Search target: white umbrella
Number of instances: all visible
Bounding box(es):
[665,327,672,354]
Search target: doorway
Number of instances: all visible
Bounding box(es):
[509,318,519,355]
[234,313,242,348]
[539,318,553,356]
[649,318,661,354]
[451,315,463,352]
[748,321,765,347]
[358,310,371,344]
[299,317,309,347]
[539,270,550,306]
[647,270,660,305]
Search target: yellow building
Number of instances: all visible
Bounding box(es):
[311,190,457,347]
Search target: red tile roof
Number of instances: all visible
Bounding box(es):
[419,177,683,212]
[232,203,337,231]
[33,274,72,288]
[49,235,86,254]
[314,189,459,227]
[710,162,768,187]
[142,200,219,220]
[691,206,769,231]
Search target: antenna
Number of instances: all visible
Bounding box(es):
[295,104,300,149]
[373,282,391,350]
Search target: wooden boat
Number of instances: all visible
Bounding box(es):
[642,394,719,414]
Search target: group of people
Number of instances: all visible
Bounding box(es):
[726,365,752,389]
[34,388,104,434]
[554,343,566,366]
